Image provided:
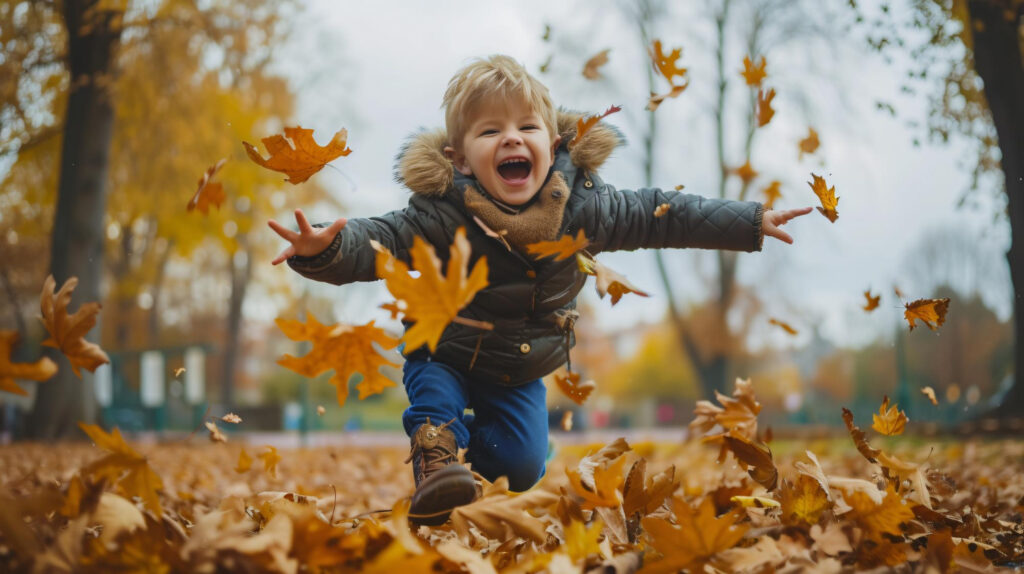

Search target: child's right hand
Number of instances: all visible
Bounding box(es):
[268,208,347,265]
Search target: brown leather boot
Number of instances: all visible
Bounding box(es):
[405,418,477,525]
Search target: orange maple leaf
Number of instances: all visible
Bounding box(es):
[757,87,776,127]
[768,317,798,336]
[647,84,687,112]
[569,105,621,149]
[566,454,627,510]
[553,370,596,405]
[863,290,881,312]
[649,40,688,86]
[582,49,610,80]
[526,229,590,261]
[0,330,58,396]
[740,55,767,86]
[762,181,782,209]
[276,315,399,406]
[808,173,839,222]
[577,253,650,305]
[39,275,110,377]
[374,227,490,353]
[691,378,762,442]
[904,297,950,331]
[186,158,227,214]
[799,127,820,159]
[733,160,758,185]
[871,395,908,436]
[641,496,749,573]
[243,126,352,184]
[79,422,163,516]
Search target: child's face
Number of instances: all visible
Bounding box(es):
[449,98,560,206]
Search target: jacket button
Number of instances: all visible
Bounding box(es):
[519,343,531,354]
[583,180,594,189]
[526,270,536,278]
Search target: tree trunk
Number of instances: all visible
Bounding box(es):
[221,245,252,408]
[969,1,1024,418]
[147,239,173,346]
[27,0,122,440]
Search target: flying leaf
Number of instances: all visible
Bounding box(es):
[808,173,839,222]
[221,413,242,424]
[174,367,186,377]
[768,317,798,336]
[641,496,748,573]
[904,298,950,331]
[560,410,573,431]
[690,378,762,443]
[577,253,649,305]
[186,158,227,214]
[841,407,880,463]
[756,88,776,127]
[582,49,610,80]
[276,315,399,406]
[316,405,326,416]
[779,475,831,526]
[649,40,688,86]
[235,448,253,473]
[525,229,590,261]
[762,181,782,209]
[740,55,767,86]
[863,290,881,312]
[799,127,820,159]
[539,54,552,73]
[566,452,627,510]
[243,126,352,184]
[871,395,908,436]
[374,228,490,353]
[569,105,621,149]
[723,433,778,491]
[653,203,670,217]
[647,85,688,111]
[0,330,58,396]
[205,421,226,443]
[553,370,596,405]
[921,386,938,406]
[733,161,758,185]
[78,423,163,516]
[259,445,281,479]
[39,275,110,377]
[674,184,685,191]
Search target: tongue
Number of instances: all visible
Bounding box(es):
[497,162,531,181]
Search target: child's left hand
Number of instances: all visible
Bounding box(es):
[763,207,813,244]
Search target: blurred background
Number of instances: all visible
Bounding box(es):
[1,0,1021,442]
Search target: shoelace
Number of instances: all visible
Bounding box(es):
[404,418,458,484]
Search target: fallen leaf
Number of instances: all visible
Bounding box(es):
[808,173,839,222]
[276,315,399,406]
[740,55,767,86]
[553,370,596,405]
[799,127,820,159]
[373,228,490,352]
[653,203,670,217]
[449,476,558,544]
[205,421,227,443]
[762,181,782,209]
[186,158,227,214]
[768,317,798,336]
[863,290,881,312]
[235,448,253,473]
[810,523,852,556]
[779,475,830,526]
[871,395,908,436]
[582,49,610,80]
[757,87,776,127]
[641,496,748,573]
[723,433,778,491]
[567,454,627,510]
[260,445,282,478]
[243,126,352,184]
[921,386,938,406]
[525,229,590,261]
[904,298,950,331]
[221,413,242,424]
[568,105,621,149]
[730,495,780,509]
[844,483,914,541]
[78,422,163,516]
[564,518,604,562]
[841,407,880,463]
[39,275,110,377]
[0,330,58,396]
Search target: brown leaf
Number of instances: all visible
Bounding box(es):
[449,476,558,544]
[841,407,880,463]
[757,87,776,127]
[186,158,227,214]
[762,180,782,209]
[78,422,163,516]
[205,421,227,443]
[768,317,798,336]
[243,126,352,184]
[0,330,58,396]
[553,370,596,405]
[221,413,242,424]
[863,290,881,311]
[647,84,687,111]
[39,275,110,377]
[567,453,627,510]
[577,253,649,305]
[582,49,610,80]
[799,127,820,159]
[641,496,748,573]
[904,297,950,331]
[568,105,621,149]
[740,55,767,86]
[871,395,908,436]
[723,433,778,491]
[623,459,680,520]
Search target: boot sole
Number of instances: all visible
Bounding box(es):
[409,465,477,526]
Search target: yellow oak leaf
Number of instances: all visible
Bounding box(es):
[740,55,767,86]
[647,84,688,111]
[863,290,881,312]
[808,173,839,222]
[39,275,110,377]
[582,49,610,80]
[904,297,950,331]
[799,127,820,159]
[779,475,831,526]
[0,330,58,396]
[649,40,688,86]
[186,158,227,214]
[872,395,908,436]
[757,87,776,127]
[768,317,798,336]
[276,315,399,406]
[526,229,590,261]
[921,386,938,406]
[762,180,782,209]
[641,496,748,573]
[243,126,352,184]
[566,454,627,510]
[259,445,282,478]
[553,370,596,405]
[733,160,758,185]
[569,105,621,149]
[373,228,490,352]
[78,422,163,516]
[235,448,253,473]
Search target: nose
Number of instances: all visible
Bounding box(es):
[501,132,523,146]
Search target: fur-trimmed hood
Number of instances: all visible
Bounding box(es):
[394,109,624,197]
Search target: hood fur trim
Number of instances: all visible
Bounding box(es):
[394,110,623,197]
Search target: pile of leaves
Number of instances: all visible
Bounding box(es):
[1,382,1022,573]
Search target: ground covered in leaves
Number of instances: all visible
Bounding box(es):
[0,427,1022,573]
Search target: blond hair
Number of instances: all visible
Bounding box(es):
[442,55,558,151]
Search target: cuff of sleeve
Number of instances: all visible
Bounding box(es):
[753,203,765,252]
[288,231,343,270]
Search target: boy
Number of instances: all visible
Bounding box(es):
[269,55,810,525]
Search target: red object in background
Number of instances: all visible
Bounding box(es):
[657,404,675,423]
[591,410,610,428]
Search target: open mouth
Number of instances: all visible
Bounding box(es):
[497,158,532,183]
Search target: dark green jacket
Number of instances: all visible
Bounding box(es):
[288,111,764,386]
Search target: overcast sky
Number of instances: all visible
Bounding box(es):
[258,0,1013,352]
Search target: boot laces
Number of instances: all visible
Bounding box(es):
[405,418,458,484]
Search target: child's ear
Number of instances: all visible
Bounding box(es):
[444,145,473,176]
[550,134,562,158]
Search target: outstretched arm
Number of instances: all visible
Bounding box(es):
[761,207,813,244]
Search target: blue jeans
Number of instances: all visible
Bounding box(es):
[402,357,548,492]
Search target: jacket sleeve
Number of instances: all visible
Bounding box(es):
[576,173,764,254]
[286,204,440,285]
